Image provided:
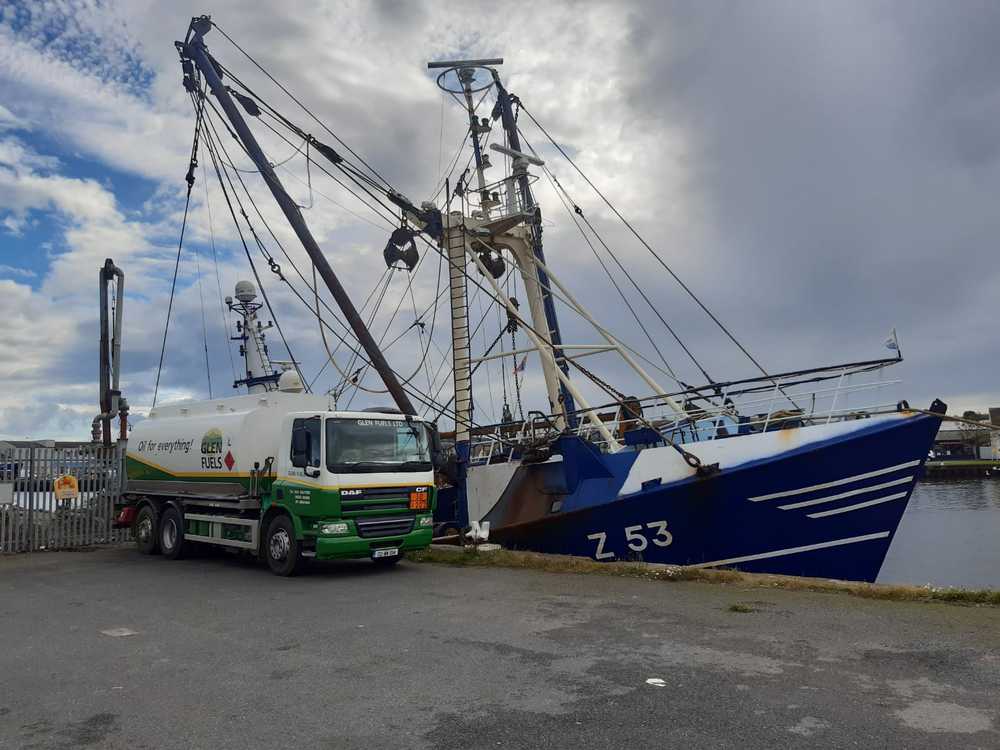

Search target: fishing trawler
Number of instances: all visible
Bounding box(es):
[416,60,944,583]
[172,17,943,582]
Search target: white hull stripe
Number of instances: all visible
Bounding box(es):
[778,476,914,510]
[807,491,909,519]
[748,460,921,502]
[691,532,891,569]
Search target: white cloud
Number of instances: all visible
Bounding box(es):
[2,0,1000,440]
[0,103,28,131]
[0,264,36,278]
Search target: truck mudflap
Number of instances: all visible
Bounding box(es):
[114,505,137,529]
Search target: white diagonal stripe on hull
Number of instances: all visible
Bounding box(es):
[747,460,921,502]
[807,491,909,519]
[778,476,913,511]
[691,532,891,569]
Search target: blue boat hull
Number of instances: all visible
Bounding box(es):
[471,411,941,582]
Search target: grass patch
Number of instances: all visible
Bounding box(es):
[410,546,1000,607]
[727,603,758,613]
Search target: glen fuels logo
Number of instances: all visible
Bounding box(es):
[201,428,235,471]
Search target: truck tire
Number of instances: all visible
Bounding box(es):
[159,506,186,560]
[265,515,305,576]
[133,504,160,555]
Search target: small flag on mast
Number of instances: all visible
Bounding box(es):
[513,355,527,374]
[885,327,899,351]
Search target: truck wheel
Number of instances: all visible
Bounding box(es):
[134,504,160,555]
[265,515,304,576]
[159,506,186,560]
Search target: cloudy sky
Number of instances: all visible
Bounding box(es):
[1,0,998,440]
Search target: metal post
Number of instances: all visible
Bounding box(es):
[26,449,33,552]
[506,240,567,428]
[827,370,847,425]
[99,259,124,447]
[183,17,415,414]
[99,265,111,446]
[459,69,489,204]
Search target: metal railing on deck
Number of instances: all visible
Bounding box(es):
[0,445,128,553]
[467,359,904,464]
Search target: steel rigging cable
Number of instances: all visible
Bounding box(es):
[211,21,392,192]
[307,265,391,390]
[192,235,213,398]
[516,129,707,384]
[198,97,308,391]
[200,160,239,384]
[183,41,501,434]
[153,90,205,409]
[539,160,682,384]
[202,116,462,422]
[201,93,445,406]
[192,36,645,435]
[518,104,776,383]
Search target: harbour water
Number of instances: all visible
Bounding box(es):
[879,478,1000,589]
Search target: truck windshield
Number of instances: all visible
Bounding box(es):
[326,418,432,473]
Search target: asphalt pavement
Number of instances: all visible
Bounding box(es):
[1,546,999,749]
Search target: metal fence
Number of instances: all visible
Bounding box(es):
[0,445,129,553]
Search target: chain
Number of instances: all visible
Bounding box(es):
[569,358,626,402]
[512,327,525,421]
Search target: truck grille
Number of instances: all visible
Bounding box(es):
[340,486,419,516]
[355,516,414,539]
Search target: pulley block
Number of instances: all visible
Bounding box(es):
[383,227,419,271]
[476,248,506,279]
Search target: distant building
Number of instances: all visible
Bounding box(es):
[930,408,1000,461]
[0,440,93,452]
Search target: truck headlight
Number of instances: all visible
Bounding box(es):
[320,522,350,536]
[418,516,433,527]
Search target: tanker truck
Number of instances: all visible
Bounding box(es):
[115,376,438,575]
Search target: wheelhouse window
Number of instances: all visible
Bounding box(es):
[326,418,432,473]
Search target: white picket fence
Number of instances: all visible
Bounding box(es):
[0,445,129,553]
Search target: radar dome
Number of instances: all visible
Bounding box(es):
[277,369,304,393]
[234,280,257,303]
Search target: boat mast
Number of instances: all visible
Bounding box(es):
[491,74,578,427]
[226,281,279,394]
[428,59,622,449]
[429,59,578,429]
[179,16,416,415]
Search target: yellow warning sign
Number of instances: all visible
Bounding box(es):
[53,474,79,501]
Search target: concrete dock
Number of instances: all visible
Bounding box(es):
[1,547,998,749]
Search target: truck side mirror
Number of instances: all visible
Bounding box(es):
[291,428,311,468]
[428,423,445,470]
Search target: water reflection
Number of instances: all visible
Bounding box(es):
[907,478,1000,512]
[879,478,1000,589]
